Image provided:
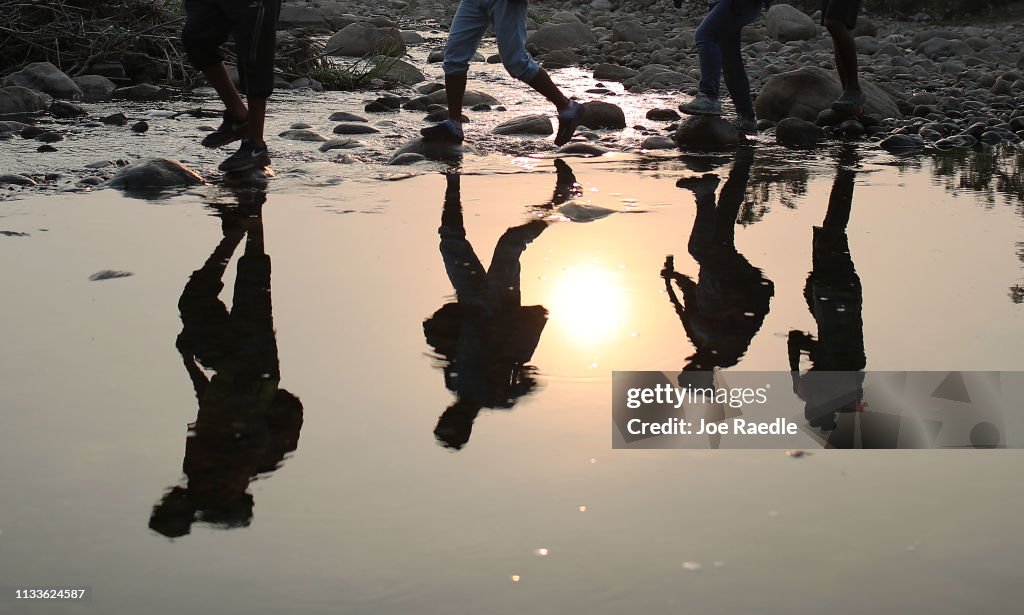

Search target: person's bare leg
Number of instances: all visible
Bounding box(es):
[527,69,569,111]
[446,72,468,124]
[203,62,247,119]
[826,19,860,94]
[246,97,266,146]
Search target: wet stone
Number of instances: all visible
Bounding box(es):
[35,131,64,143]
[132,121,149,133]
[333,123,380,135]
[328,112,368,122]
[102,113,129,126]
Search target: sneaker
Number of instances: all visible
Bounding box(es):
[831,90,866,114]
[201,110,248,149]
[733,116,758,136]
[678,93,722,116]
[218,139,271,173]
[675,173,720,199]
[421,119,464,143]
[555,100,585,147]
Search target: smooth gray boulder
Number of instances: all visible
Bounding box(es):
[327,23,406,57]
[0,86,50,114]
[754,67,900,121]
[389,138,476,163]
[333,123,380,134]
[580,101,626,129]
[372,57,424,85]
[526,22,597,51]
[107,159,204,190]
[776,117,825,148]
[493,114,553,136]
[674,116,742,150]
[765,4,817,43]
[2,62,81,99]
[592,64,639,81]
[73,75,117,102]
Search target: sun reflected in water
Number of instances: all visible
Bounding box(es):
[545,264,628,348]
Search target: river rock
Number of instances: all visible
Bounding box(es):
[329,111,368,122]
[278,129,329,142]
[647,108,680,121]
[0,121,27,133]
[327,23,406,57]
[493,114,553,136]
[917,38,975,60]
[880,133,926,154]
[526,22,597,51]
[2,62,81,99]
[333,123,380,134]
[592,64,639,81]
[102,112,129,126]
[557,142,610,156]
[404,89,498,111]
[73,75,117,102]
[580,101,626,129]
[0,86,50,114]
[765,4,817,43]
[754,67,900,121]
[674,116,742,150]
[389,137,475,162]
[319,138,363,152]
[35,131,64,143]
[776,117,824,148]
[389,152,426,165]
[49,101,86,120]
[277,6,330,32]
[372,57,424,85]
[114,83,169,101]
[558,203,615,222]
[0,174,36,186]
[107,158,204,190]
[612,19,648,43]
[642,136,677,150]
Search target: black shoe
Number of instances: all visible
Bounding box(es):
[555,100,585,147]
[420,120,464,143]
[218,139,271,173]
[201,111,248,148]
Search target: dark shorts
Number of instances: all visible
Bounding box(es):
[182,0,280,98]
[822,0,861,30]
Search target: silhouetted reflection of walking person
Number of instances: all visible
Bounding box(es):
[661,149,775,383]
[424,172,550,450]
[150,187,302,537]
[788,146,869,439]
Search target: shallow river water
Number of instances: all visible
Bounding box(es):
[2,50,1024,615]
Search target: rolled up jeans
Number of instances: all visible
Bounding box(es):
[694,0,762,119]
[443,0,540,82]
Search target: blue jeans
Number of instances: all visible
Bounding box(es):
[694,0,762,119]
[443,0,540,82]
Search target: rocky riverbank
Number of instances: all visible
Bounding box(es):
[1,0,1023,196]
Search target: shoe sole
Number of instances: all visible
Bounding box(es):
[201,126,248,149]
[220,157,271,174]
[679,107,723,116]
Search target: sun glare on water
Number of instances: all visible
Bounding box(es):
[546,264,628,348]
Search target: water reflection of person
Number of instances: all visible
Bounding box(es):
[788,146,868,437]
[661,148,775,385]
[150,186,303,537]
[424,170,555,450]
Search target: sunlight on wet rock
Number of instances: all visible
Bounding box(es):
[556,202,616,223]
